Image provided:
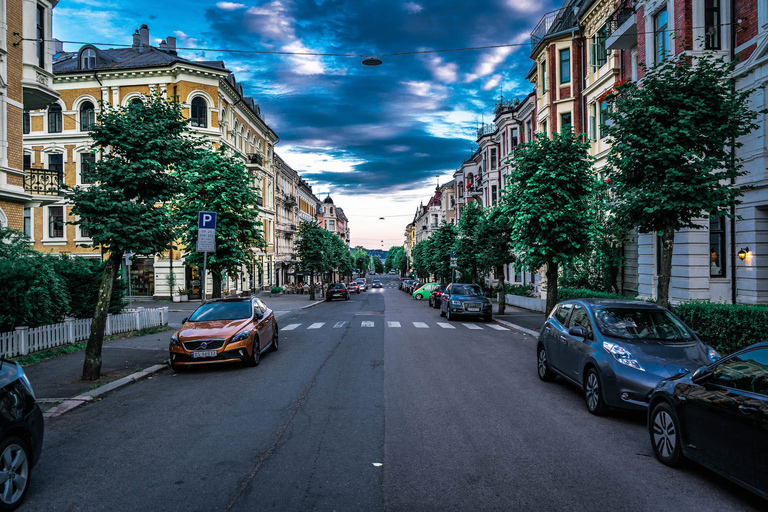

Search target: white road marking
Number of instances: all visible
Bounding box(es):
[334,321,348,328]
[488,324,509,331]
[283,324,301,331]
[308,322,325,329]
[387,321,401,328]
[361,321,375,328]
[463,323,483,330]
[412,322,429,328]
[437,322,455,329]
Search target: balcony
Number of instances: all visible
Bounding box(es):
[290,224,297,231]
[530,6,577,52]
[494,98,520,117]
[284,194,297,207]
[606,0,637,50]
[24,168,61,196]
[246,153,264,166]
[477,122,496,139]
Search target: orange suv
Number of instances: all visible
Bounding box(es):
[169,297,278,371]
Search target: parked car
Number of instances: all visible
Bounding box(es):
[327,283,351,301]
[355,278,367,291]
[413,283,439,300]
[439,283,493,322]
[406,281,422,294]
[372,280,382,288]
[647,341,768,500]
[536,299,719,415]
[429,285,447,308]
[169,297,278,371]
[0,360,43,511]
[389,270,397,275]
[347,282,360,294]
[401,280,413,292]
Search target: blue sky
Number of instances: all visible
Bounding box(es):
[54,0,559,248]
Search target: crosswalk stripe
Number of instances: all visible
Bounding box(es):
[437,322,455,329]
[283,324,301,331]
[333,321,348,328]
[387,321,401,328]
[463,323,483,330]
[308,322,325,329]
[412,322,429,328]
[488,324,509,331]
[362,321,375,328]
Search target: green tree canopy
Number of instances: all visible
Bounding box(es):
[296,221,331,299]
[455,201,484,283]
[477,205,516,313]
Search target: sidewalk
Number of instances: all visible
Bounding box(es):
[494,304,546,334]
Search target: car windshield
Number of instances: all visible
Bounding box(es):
[188,302,252,322]
[373,281,381,284]
[332,284,345,290]
[594,308,693,342]
[452,285,483,296]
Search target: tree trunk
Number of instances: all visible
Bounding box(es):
[657,227,675,310]
[309,271,315,300]
[212,273,222,298]
[497,265,506,315]
[545,262,559,316]
[82,250,123,381]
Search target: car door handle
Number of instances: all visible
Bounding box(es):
[738,405,758,415]
[560,336,567,343]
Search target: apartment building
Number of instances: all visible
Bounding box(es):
[274,153,300,287]
[319,195,351,245]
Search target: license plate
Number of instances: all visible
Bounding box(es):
[467,307,480,312]
[191,350,217,358]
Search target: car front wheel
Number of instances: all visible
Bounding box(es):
[247,339,260,367]
[584,368,606,415]
[650,402,683,467]
[0,436,31,511]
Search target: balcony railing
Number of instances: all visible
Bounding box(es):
[476,122,496,139]
[24,168,61,196]
[530,6,577,50]
[494,98,520,117]
[284,194,297,207]
[290,224,297,231]
[247,153,264,166]
[607,0,636,35]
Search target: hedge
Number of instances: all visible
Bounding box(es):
[557,287,633,302]
[505,284,535,297]
[672,301,768,355]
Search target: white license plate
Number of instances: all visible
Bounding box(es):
[467,307,480,312]
[191,350,217,358]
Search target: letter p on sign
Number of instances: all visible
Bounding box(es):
[198,211,217,230]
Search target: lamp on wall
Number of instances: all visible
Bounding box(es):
[738,247,749,261]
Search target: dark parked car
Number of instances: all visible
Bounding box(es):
[401,280,413,292]
[647,342,768,500]
[372,280,382,288]
[429,285,447,308]
[326,283,350,301]
[537,299,719,415]
[439,283,492,321]
[0,360,44,510]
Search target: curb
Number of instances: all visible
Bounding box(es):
[493,318,539,338]
[43,363,168,419]
[300,300,325,309]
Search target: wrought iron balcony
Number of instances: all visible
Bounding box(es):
[530,6,577,51]
[247,153,264,166]
[494,98,520,117]
[476,122,496,139]
[24,168,61,196]
[606,0,637,50]
[290,224,297,231]
[284,194,297,207]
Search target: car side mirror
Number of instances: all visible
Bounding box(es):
[182,317,188,324]
[568,326,585,338]
[691,366,714,384]
[254,311,264,320]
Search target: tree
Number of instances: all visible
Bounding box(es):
[455,201,484,283]
[384,246,403,272]
[396,249,408,276]
[506,130,596,315]
[352,247,370,275]
[296,221,331,300]
[329,234,353,281]
[605,52,763,308]
[373,257,384,274]
[175,148,265,297]
[70,91,195,380]
[425,222,457,283]
[477,205,516,314]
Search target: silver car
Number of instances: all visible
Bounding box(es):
[536,299,719,415]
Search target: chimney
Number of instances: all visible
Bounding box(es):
[139,24,149,52]
[132,30,140,49]
[159,40,167,51]
[165,36,176,55]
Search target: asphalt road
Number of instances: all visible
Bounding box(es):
[23,276,765,511]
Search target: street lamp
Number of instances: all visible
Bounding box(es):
[362,56,383,66]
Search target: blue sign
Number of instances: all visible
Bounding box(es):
[198,212,217,230]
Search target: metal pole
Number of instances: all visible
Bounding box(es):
[126,261,132,310]
[202,251,208,302]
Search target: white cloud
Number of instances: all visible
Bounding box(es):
[464,32,529,83]
[423,54,459,83]
[403,2,424,13]
[505,0,540,14]
[53,8,135,46]
[174,30,200,48]
[217,2,247,10]
[387,145,410,153]
[483,74,503,91]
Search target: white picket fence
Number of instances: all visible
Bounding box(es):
[0,307,169,358]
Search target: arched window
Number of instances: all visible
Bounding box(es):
[81,49,96,70]
[80,101,95,131]
[48,103,62,133]
[130,97,143,107]
[238,128,244,151]
[190,97,207,127]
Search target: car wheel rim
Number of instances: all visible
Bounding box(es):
[0,443,28,505]
[538,349,547,377]
[652,410,677,458]
[586,373,599,410]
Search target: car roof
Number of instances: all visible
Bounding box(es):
[563,298,663,309]
[203,297,253,303]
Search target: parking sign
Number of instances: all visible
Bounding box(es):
[198,212,217,230]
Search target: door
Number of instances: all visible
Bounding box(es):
[562,304,595,381]
[256,298,274,347]
[547,303,573,372]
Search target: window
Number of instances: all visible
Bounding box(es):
[491,185,497,205]
[458,182,464,198]
[23,111,30,134]
[80,101,95,131]
[328,220,335,231]
[567,305,594,339]
[526,120,532,142]
[710,216,726,278]
[654,8,669,62]
[189,97,207,128]
[705,0,721,50]
[130,97,143,107]
[590,103,597,141]
[554,303,573,324]
[330,207,334,214]
[81,49,96,70]
[81,153,96,184]
[23,154,31,169]
[541,60,547,93]
[23,208,31,237]
[559,48,570,83]
[599,101,609,138]
[490,148,497,170]
[49,206,64,238]
[561,112,572,133]
[36,5,45,67]
[711,347,768,394]
[591,24,610,68]
[511,128,518,148]
[541,120,548,136]
[48,104,62,133]
[49,153,63,174]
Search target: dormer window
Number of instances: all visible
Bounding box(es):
[81,49,96,70]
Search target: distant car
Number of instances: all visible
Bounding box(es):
[372,280,382,288]
[537,299,718,415]
[355,278,367,291]
[389,270,397,275]
[413,283,439,300]
[169,297,278,371]
[648,342,768,500]
[429,285,447,308]
[326,283,350,301]
[439,283,492,322]
[0,360,43,511]
[347,282,360,294]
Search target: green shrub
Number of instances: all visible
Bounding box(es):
[271,286,282,294]
[50,254,126,319]
[0,254,69,331]
[557,287,634,302]
[505,283,534,297]
[672,301,768,355]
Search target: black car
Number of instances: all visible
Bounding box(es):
[648,342,768,500]
[325,283,350,301]
[0,360,43,510]
[428,285,447,308]
[439,283,492,321]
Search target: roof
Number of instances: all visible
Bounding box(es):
[323,195,334,204]
[53,46,228,74]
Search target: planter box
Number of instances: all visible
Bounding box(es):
[506,294,547,313]
[172,296,181,303]
[180,295,189,302]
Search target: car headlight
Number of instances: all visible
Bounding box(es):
[708,346,721,362]
[603,342,645,371]
[170,334,180,346]
[16,364,35,400]
[232,330,252,343]
[452,300,462,306]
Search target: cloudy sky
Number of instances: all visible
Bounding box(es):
[54,0,558,249]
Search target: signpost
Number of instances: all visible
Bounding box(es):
[450,250,457,283]
[197,212,217,301]
[124,250,133,309]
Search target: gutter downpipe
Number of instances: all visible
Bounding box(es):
[730,0,737,305]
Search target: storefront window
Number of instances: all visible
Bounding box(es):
[130,257,155,296]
